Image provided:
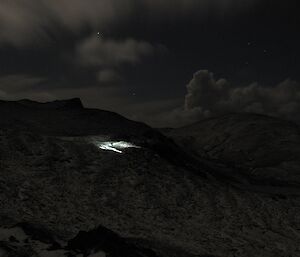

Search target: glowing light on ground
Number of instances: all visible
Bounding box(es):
[94,141,141,153]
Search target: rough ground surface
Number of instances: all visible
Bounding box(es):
[164,113,300,188]
[0,100,300,257]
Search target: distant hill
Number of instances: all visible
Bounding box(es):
[0,98,150,137]
[163,113,300,187]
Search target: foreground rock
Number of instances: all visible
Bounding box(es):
[0,223,165,257]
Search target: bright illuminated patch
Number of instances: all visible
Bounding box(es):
[94,141,140,153]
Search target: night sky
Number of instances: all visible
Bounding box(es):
[0,0,299,127]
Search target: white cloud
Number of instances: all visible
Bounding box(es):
[178,70,300,125]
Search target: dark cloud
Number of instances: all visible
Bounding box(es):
[77,36,155,67]
[1,1,298,129]
[0,75,52,101]
[225,79,300,121]
[74,35,159,90]
[0,0,259,46]
[0,0,124,46]
[0,72,127,107]
[97,69,121,84]
[0,74,46,94]
[185,70,229,112]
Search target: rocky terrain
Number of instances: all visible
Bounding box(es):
[163,113,300,189]
[0,100,300,257]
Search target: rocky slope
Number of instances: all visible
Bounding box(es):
[1,100,300,257]
[164,113,300,188]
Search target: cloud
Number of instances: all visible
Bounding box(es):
[0,0,259,46]
[77,36,155,67]
[0,0,124,46]
[0,74,46,93]
[0,1,48,46]
[134,70,300,128]
[185,70,229,111]
[74,35,157,88]
[97,69,121,83]
[224,79,300,121]
[175,70,300,126]
[0,74,52,101]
